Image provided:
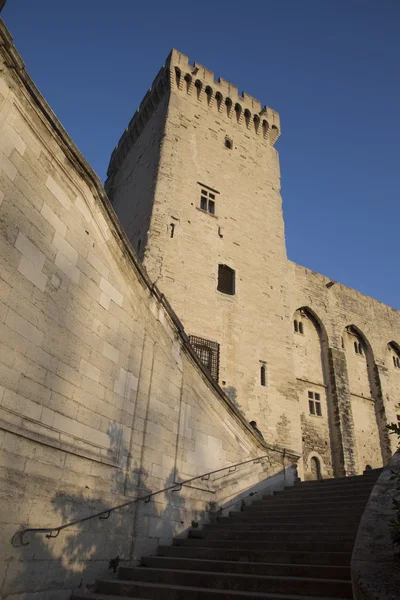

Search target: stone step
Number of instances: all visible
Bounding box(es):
[242,501,367,515]
[158,545,352,566]
[254,495,370,507]
[112,568,353,598]
[203,523,359,535]
[282,480,376,493]
[189,529,356,542]
[225,512,363,523]
[173,538,354,553]
[139,556,351,580]
[74,583,353,600]
[291,471,380,487]
[216,517,360,530]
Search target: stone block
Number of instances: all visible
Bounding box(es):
[3,385,45,420]
[17,256,48,292]
[102,341,119,364]
[99,277,123,307]
[40,203,67,237]
[87,249,109,279]
[15,232,46,269]
[54,251,81,284]
[45,175,72,209]
[5,310,43,349]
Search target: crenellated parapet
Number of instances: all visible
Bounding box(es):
[107,49,281,179]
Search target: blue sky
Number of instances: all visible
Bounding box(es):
[3,1,400,308]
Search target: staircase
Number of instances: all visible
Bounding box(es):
[73,469,381,599]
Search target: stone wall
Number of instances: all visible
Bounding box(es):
[288,262,400,476]
[107,49,302,457]
[0,23,299,599]
[351,450,400,600]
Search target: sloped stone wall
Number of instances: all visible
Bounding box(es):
[0,23,298,599]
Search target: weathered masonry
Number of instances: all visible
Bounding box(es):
[0,22,299,599]
[107,49,400,481]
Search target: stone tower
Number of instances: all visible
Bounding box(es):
[105,49,302,453]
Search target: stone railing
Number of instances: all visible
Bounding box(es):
[351,450,400,599]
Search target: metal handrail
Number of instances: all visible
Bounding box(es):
[12,454,272,547]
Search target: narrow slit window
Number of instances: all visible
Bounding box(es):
[294,320,298,333]
[260,364,266,386]
[218,264,235,295]
[354,341,359,354]
[299,322,304,334]
[170,223,175,238]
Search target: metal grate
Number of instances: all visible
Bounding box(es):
[189,335,220,382]
[218,264,235,295]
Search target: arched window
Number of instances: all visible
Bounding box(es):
[310,456,322,480]
[225,97,232,117]
[260,364,266,386]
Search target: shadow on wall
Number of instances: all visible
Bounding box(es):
[5,446,294,598]
[222,385,245,416]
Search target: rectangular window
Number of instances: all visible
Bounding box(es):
[308,391,322,416]
[218,264,235,295]
[189,335,220,383]
[199,187,217,215]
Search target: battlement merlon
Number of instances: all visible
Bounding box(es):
[166,49,280,128]
[106,49,280,179]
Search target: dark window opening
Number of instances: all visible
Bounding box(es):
[260,364,266,386]
[315,402,322,416]
[310,456,322,480]
[294,320,298,333]
[308,391,314,399]
[309,400,315,415]
[299,322,304,334]
[354,340,363,355]
[225,137,233,149]
[315,393,320,401]
[397,414,400,424]
[170,223,175,238]
[208,200,215,214]
[218,264,235,295]
[189,335,220,382]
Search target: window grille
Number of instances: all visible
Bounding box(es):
[189,335,220,382]
[218,264,235,295]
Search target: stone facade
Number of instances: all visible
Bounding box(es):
[107,49,400,482]
[0,23,299,599]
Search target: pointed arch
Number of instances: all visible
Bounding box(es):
[343,324,389,470]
